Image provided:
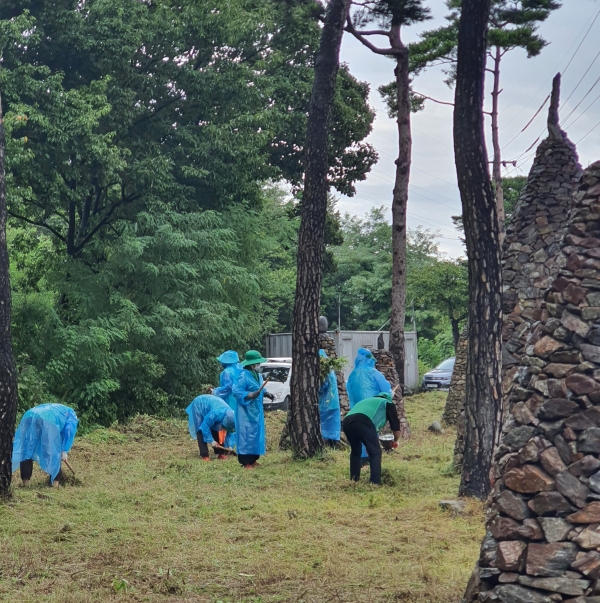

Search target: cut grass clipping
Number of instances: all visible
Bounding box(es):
[0,392,484,602]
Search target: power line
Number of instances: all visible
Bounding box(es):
[372,145,461,191]
[348,192,465,250]
[501,4,600,154]
[562,47,600,109]
[368,168,461,209]
[501,4,599,131]
[560,74,600,126]
[563,88,600,130]
[562,6,600,75]
[577,119,600,144]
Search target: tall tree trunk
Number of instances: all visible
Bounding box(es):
[0,88,19,498]
[289,0,351,457]
[389,25,410,386]
[490,45,505,243]
[453,0,502,500]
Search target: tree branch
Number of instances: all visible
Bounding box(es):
[7,211,66,243]
[352,28,391,37]
[413,91,454,107]
[345,19,399,56]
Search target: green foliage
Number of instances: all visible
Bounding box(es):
[1,0,377,426]
[319,356,347,382]
[503,176,528,220]
[407,259,468,332]
[320,207,461,344]
[380,0,562,114]
[418,331,455,370]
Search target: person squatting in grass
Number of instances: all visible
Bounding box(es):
[213,350,242,411]
[342,393,400,486]
[233,350,275,469]
[186,394,237,460]
[12,403,79,488]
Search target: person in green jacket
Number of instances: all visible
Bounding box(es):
[342,392,400,485]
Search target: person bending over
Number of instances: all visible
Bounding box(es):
[186,394,236,460]
[342,393,400,486]
[12,403,79,488]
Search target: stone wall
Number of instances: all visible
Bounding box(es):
[466,162,600,602]
[443,324,468,427]
[453,94,581,473]
[319,333,349,413]
[372,349,411,439]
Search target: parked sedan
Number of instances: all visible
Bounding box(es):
[422,357,455,390]
[260,360,291,411]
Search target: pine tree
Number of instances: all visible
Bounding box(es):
[346,0,431,386]
[453,0,503,500]
[289,0,352,457]
[0,84,19,497]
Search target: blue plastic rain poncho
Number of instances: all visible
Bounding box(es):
[213,351,242,411]
[346,349,391,459]
[319,350,341,441]
[186,394,236,449]
[233,368,266,456]
[12,404,79,482]
[346,348,392,407]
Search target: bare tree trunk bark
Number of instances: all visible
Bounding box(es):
[453,0,503,500]
[491,46,505,244]
[0,88,19,498]
[389,25,410,386]
[289,0,351,458]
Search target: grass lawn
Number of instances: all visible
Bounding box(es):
[0,392,484,603]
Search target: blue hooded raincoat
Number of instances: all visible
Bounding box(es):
[213,351,242,411]
[346,348,392,407]
[346,349,391,459]
[186,395,236,449]
[318,350,341,441]
[233,369,266,456]
[12,403,79,481]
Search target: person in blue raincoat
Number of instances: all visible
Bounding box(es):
[12,403,79,488]
[346,348,392,407]
[346,348,392,462]
[186,394,236,461]
[319,350,341,444]
[233,350,274,469]
[213,350,241,411]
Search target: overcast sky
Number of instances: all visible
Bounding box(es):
[337,0,600,258]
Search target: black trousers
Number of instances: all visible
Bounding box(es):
[197,429,221,458]
[342,415,382,485]
[238,454,260,466]
[20,459,63,484]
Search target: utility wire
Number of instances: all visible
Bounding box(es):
[560,74,600,126]
[577,119,600,144]
[562,47,600,109]
[502,4,600,154]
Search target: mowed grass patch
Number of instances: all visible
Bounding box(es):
[0,392,484,603]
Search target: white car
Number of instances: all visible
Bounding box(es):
[260,358,292,411]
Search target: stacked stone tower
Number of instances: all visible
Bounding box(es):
[452,76,582,473]
[465,156,600,600]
